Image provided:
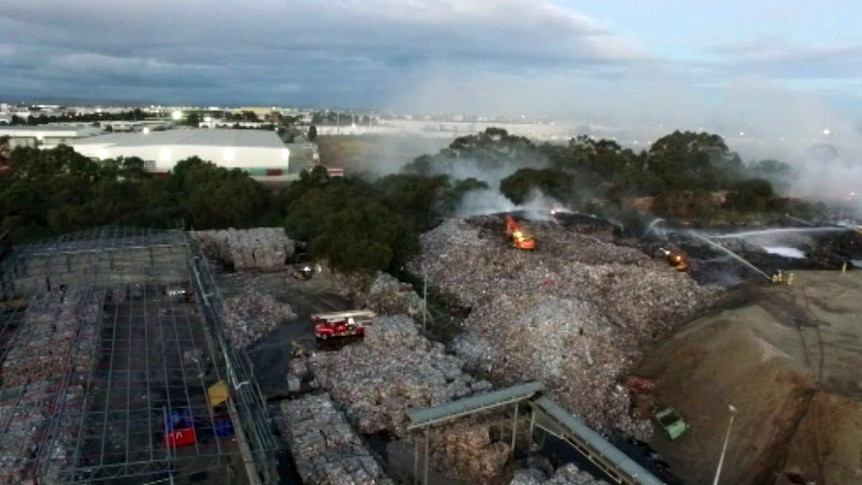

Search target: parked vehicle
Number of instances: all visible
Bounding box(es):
[654,407,689,440]
[312,310,376,340]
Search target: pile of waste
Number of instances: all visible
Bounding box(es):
[413,217,722,439]
[362,271,426,317]
[191,227,294,269]
[220,288,296,349]
[428,423,511,485]
[308,315,492,436]
[279,393,395,485]
[510,461,610,485]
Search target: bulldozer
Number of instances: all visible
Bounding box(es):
[505,215,535,250]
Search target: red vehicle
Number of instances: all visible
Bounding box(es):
[312,310,376,340]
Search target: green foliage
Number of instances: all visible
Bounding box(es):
[283,170,418,272]
[374,174,449,232]
[308,125,317,141]
[746,159,794,193]
[403,128,543,175]
[0,147,274,243]
[500,168,575,205]
[652,190,718,219]
[438,178,489,214]
[646,131,743,191]
[724,178,775,212]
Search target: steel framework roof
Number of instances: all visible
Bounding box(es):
[0,227,276,484]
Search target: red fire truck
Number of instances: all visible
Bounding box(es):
[312,310,376,340]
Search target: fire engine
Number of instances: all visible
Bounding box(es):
[312,310,376,340]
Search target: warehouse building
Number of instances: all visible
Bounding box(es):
[0,126,104,149]
[69,129,291,177]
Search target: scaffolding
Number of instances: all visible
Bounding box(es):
[0,227,278,484]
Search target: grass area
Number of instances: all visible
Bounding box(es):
[316,135,450,177]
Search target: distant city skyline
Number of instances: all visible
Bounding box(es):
[1,1,861,135]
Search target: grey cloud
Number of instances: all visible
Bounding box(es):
[706,37,862,80]
[0,0,645,106]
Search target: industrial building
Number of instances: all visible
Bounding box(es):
[0,228,278,484]
[69,129,291,176]
[0,126,104,149]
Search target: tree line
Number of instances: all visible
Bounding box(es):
[0,128,826,273]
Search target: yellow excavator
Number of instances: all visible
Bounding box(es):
[657,247,689,272]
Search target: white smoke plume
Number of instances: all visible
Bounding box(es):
[455,187,567,220]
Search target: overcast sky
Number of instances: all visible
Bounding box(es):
[2,0,861,128]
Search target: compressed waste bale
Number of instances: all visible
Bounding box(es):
[308,315,492,437]
[221,288,296,349]
[280,393,395,485]
[190,228,294,269]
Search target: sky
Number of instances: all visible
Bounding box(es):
[2,0,861,132]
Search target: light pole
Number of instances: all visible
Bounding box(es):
[422,263,427,333]
[712,404,738,485]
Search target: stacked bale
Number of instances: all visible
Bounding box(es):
[280,393,395,485]
[190,228,294,269]
[308,315,491,437]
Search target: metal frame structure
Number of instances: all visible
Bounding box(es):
[406,382,544,485]
[405,382,666,485]
[530,397,666,485]
[0,227,277,484]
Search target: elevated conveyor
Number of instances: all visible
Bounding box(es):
[406,382,666,485]
[407,381,543,430]
[530,397,665,485]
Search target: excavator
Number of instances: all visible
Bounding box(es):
[657,247,689,272]
[505,215,535,250]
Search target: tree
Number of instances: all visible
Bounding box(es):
[647,131,743,191]
[283,173,418,272]
[308,125,318,141]
[185,112,201,127]
[500,168,576,206]
[724,178,775,212]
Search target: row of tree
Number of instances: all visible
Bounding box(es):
[403,128,806,219]
[0,128,825,273]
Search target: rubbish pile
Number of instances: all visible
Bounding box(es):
[191,228,294,269]
[510,462,610,485]
[308,315,492,437]
[280,393,395,485]
[414,217,722,438]
[362,272,426,317]
[0,289,101,485]
[220,288,296,349]
[429,424,511,485]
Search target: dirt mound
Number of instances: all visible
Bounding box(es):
[634,271,862,484]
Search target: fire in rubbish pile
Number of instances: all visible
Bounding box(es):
[505,215,535,250]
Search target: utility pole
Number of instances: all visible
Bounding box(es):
[422,263,427,333]
[712,404,738,485]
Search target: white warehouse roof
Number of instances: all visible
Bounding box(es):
[69,129,290,174]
